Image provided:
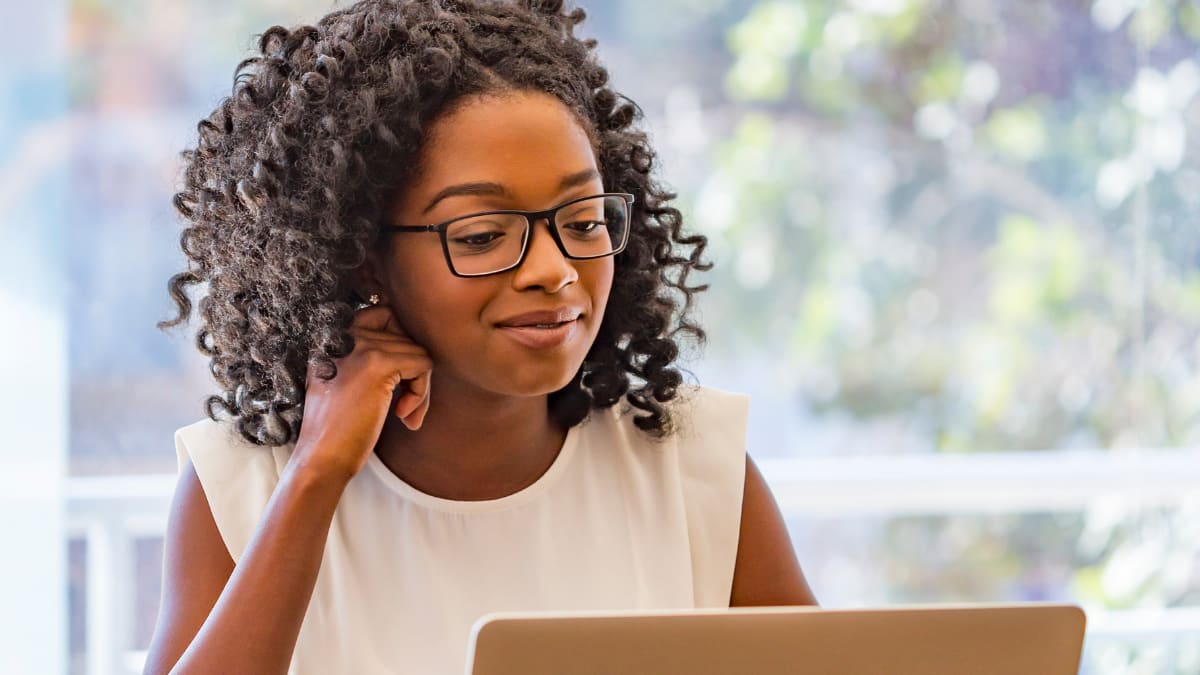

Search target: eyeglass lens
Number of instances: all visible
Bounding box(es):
[444,195,628,276]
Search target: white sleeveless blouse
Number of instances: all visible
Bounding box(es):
[173,384,749,674]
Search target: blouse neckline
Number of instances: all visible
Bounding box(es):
[362,420,584,514]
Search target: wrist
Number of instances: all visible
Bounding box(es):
[284,447,356,493]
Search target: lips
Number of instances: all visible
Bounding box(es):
[496,321,578,348]
[494,307,584,349]
[495,307,583,328]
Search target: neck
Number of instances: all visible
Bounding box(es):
[372,370,567,501]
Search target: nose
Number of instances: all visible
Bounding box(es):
[511,217,577,293]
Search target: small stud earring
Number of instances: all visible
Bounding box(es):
[367,293,381,305]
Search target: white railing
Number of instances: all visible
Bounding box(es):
[67,475,172,675]
[66,449,1200,675]
[758,448,1200,516]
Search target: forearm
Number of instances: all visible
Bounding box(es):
[169,456,349,675]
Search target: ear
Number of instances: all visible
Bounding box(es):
[347,248,388,304]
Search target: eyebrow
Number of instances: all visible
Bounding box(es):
[420,168,602,215]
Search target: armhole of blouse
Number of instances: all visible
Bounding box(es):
[173,418,287,563]
[673,385,751,607]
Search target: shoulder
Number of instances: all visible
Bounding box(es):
[173,417,246,464]
[662,384,751,487]
[173,416,290,471]
[594,383,750,473]
[603,383,750,442]
[667,383,751,440]
[173,416,292,561]
[648,383,752,606]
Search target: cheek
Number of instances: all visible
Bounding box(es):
[397,279,491,345]
[589,260,616,314]
[386,253,487,345]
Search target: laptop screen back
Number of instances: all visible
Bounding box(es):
[466,603,1086,675]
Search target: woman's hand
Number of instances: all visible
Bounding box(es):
[293,304,432,481]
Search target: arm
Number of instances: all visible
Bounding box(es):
[142,453,352,675]
[143,303,432,673]
[729,454,819,607]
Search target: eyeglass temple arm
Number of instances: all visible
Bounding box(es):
[383,224,441,232]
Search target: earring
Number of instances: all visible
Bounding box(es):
[367,293,381,305]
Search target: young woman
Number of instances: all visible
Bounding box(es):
[144,1,816,673]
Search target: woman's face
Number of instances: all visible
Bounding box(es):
[368,90,614,399]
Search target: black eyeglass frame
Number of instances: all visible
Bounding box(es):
[379,192,636,278]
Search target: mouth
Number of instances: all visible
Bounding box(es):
[495,307,584,329]
[514,319,574,329]
[495,317,581,349]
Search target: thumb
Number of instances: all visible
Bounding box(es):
[403,377,432,430]
[393,372,431,430]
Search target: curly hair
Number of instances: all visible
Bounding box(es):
[158,0,710,447]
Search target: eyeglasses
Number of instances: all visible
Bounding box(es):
[380,192,635,278]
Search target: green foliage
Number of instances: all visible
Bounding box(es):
[984,106,1048,162]
[699,0,1200,453]
[725,2,809,101]
[986,215,1084,325]
[689,0,1200,636]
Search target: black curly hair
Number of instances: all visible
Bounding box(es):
[158,0,711,447]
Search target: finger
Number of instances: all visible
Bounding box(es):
[347,341,434,396]
[406,375,432,429]
[350,325,422,349]
[345,341,431,373]
[355,343,429,422]
[392,366,430,424]
[352,304,408,337]
[394,369,431,430]
[400,372,432,430]
[349,334,428,362]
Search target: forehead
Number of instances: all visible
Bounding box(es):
[414,92,600,197]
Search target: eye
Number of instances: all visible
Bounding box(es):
[563,220,604,233]
[451,231,505,247]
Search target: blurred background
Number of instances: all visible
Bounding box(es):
[1,0,1198,673]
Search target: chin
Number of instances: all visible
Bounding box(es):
[497,361,583,397]
[486,322,597,395]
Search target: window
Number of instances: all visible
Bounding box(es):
[1,1,1194,673]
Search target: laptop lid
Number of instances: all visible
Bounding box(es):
[465,603,1086,675]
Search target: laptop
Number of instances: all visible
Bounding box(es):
[465,603,1086,674]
